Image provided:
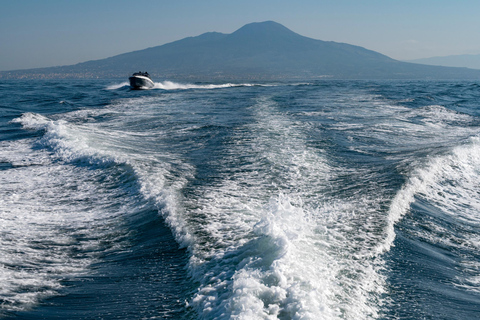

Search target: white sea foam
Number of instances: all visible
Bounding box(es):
[2,110,194,314]
[106,81,129,90]
[326,92,480,278]
[153,81,256,90]
[184,96,388,319]
[0,138,127,313]
[332,98,477,158]
[379,135,480,296]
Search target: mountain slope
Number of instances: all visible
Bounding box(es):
[407,54,480,70]
[3,21,480,80]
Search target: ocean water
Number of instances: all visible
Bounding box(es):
[1,79,480,319]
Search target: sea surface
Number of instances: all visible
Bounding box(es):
[1,79,480,319]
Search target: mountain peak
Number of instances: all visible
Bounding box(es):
[230,21,300,39]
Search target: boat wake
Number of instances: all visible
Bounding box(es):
[182,95,389,319]
[4,80,480,319]
[106,82,129,90]
[153,81,257,90]
[3,110,192,316]
[106,80,262,91]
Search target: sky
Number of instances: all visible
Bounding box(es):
[1,0,480,71]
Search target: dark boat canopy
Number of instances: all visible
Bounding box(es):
[132,71,151,78]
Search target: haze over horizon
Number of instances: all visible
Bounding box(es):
[2,0,480,71]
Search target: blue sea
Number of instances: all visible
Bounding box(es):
[1,79,480,319]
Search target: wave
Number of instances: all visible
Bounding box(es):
[12,110,194,243]
[3,111,194,315]
[385,136,480,285]
[325,92,480,292]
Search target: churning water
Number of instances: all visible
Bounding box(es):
[1,80,480,319]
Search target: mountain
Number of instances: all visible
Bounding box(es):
[3,21,480,80]
[407,54,480,70]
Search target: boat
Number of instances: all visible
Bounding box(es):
[129,72,155,89]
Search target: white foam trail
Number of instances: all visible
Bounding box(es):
[106,80,267,91]
[185,91,480,319]
[106,80,259,91]
[153,81,256,90]
[185,96,387,319]
[106,81,129,90]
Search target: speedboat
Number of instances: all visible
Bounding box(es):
[129,72,154,89]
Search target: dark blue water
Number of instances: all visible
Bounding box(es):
[1,79,480,319]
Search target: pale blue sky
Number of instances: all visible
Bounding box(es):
[1,0,479,71]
